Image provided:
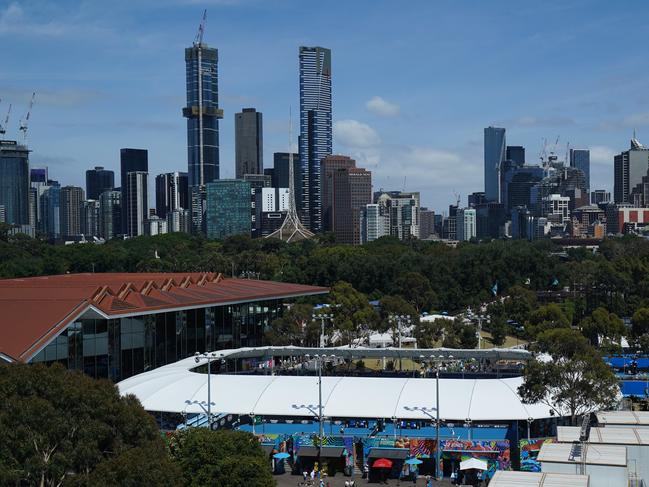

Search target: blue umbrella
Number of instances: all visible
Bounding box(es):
[273,452,290,459]
[405,458,423,465]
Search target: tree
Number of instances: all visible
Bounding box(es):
[579,307,625,351]
[518,329,619,424]
[503,285,537,325]
[632,308,649,337]
[265,303,313,346]
[0,363,181,487]
[414,318,446,348]
[489,316,508,347]
[329,281,378,345]
[169,429,275,487]
[379,295,419,334]
[393,272,436,313]
[442,318,478,349]
[526,304,571,337]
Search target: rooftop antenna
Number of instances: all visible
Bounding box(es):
[266,108,314,243]
[0,100,11,137]
[194,9,207,46]
[19,92,35,141]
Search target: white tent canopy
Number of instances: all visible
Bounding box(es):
[118,357,557,421]
[460,458,488,470]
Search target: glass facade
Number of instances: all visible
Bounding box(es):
[205,180,252,240]
[0,140,30,226]
[31,300,282,382]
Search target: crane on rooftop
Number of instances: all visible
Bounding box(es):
[19,92,36,141]
[194,9,207,46]
[0,100,11,137]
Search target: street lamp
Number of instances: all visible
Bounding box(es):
[250,412,256,435]
[194,351,217,429]
[527,417,533,439]
[312,312,333,348]
[391,415,398,440]
[388,314,412,370]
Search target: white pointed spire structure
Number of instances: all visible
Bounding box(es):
[266,110,314,242]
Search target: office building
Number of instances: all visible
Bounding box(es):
[0,140,30,226]
[235,108,263,179]
[30,167,50,228]
[542,194,570,223]
[260,187,290,237]
[144,216,168,236]
[614,137,649,204]
[456,208,477,241]
[374,191,420,240]
[86,166,115,200]
[501,163,544,212]
[155,172,188,220]
[59,186,84,238]
[120,149,148,234]
[299,46,332,232]
[99,190,121,240]
[184,38,223,219]
[167,209,191,234]
[484,127,506,202]
[443,205,458,240]
[321,155,372,244]
[591,190,611,206]
[40,185,61,239]
[506,145,525,165]
[244,174,271,238]
[205,180,252,240]
[361,203,390,243]
[420,208,436,239]
[468,192,486,208]
[81,199,100,238]
[125,171,148,237]
[569,149,590,192]
[475,201,506,239]
[270,152,300,205]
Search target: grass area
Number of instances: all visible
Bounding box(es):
[479,331,528,348]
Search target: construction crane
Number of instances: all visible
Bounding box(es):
[194,9,207,46]
[0,101,11,136]
[19,92,35,140]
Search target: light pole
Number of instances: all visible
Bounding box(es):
[312,312,333,348]
[305,353,336,477]
[388,314,412,370]
[194,351,217,429]
[250,412,256,435]
[527,417,533,439]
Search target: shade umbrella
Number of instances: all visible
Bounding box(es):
[372,458,393,469]
[273,452,290,459]
[459,458,488,471]
[404,458,423,465]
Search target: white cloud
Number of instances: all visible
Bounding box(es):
[589,145,616,166]
[334,119,381,148]
[365,96,400,117]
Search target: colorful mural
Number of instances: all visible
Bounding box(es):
[519,438,555,472]
[441,439,510,478]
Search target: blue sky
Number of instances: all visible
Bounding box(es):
[1,0,649,212]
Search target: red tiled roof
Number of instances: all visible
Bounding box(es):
[0,272,328,363]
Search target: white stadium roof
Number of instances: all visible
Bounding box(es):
[118,355,556,421]
[489,471,589,487]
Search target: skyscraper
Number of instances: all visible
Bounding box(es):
[299,46,332,232]
[570,149,591,192]
[0,140,30,226]
[59,186,84,238]
[271,152,300,202]
[614,137,649,204]
[321,155,371,244]
[184,37,222,190]
[40,185,61,239]
[99,190,121,240]
[86,166,115,201]
[506,145,525,165]
[205,180,252,240]
[456,208,477,241]
[81,199,100,238]
[120,148,148,234]
[484,127,506,203]
[155,172,188,220]
[235,108,263,179]
[125,171,148,237]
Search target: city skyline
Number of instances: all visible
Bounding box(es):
[1,1,649,212]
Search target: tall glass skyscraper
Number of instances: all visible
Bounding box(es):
[184,41,223,189]
[205,180,251,240]
[235,108,263,179]
[0,140,30,226]
[120,148,148,235]
[484,127,506,203]
[570,148,591,192]
[299,46,332,232]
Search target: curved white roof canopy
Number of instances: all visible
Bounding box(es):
[118,356,555,422]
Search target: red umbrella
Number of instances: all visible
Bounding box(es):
[372,458,393,469]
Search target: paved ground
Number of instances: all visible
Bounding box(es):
[275,474,456,487]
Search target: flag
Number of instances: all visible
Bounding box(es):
[491,282,498,296]
[551,277,559,287]
[524,278,531,285]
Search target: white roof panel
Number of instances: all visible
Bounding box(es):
[558,426,649,445]
[490,471,589,487]
[537,442,627,467]
[597,410,649,426]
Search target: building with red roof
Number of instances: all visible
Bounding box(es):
[0,272,327,381]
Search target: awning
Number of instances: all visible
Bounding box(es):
[367,448,410,460]
[297,446,346,458]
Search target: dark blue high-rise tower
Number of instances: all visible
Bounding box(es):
[299,46,332,232]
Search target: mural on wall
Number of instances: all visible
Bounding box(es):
[519,438,555,472]
[294,435,355,468]
[441,439,511,478]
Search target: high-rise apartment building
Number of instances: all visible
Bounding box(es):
[155,172,189,220]
[120,148,148,234]
[570,149,590,192]
[184,39,223,190]
[614,138,649,204]
[373,190,420,240]
[244,173,271,238]
[321,155,371,244]
[361,203,390,243]
[0,140,30,226]
[81,199,100,238]
[99,190,121,240]
[270,153,300,205]
[456,208,477,241]
[125,171,148,237]
[59,186,84,238]
[205,180,252,240]
[235,108,263,179]
[420,208,436,239]
[484,127,506,202]
[299,46,332,232]
[591,190,611,206]
[86,166,115,200]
